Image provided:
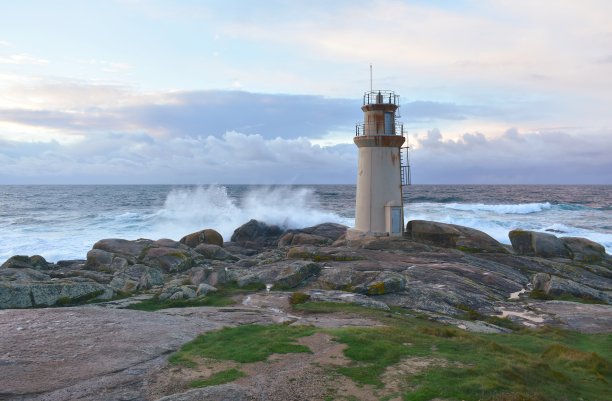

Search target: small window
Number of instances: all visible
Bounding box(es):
[384,112,393,135]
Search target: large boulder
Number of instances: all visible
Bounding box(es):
[406,220,508,253]
[158,281,198,301]
[560,237,607,263]
[0,267,51,282]
[141,247,199,273]
[230,219,284,246]
[278,223,348,247]
[278,233,331,247]
[109,264,164,293]
[0,283,33,308]
[92,238,153,261]
[317,267,406,295]
[180,229,224,248]
[193,244,238,261]
[30,281,109,306]
[509,230,572,258]
[189,266,231,287]
[196,283,217,297]
[86,249,128,272]
[233,260,321,289]
[304,223,348,241]
[87,237,203,274]
[273,261,321,289]
[286,246,364,262]
[0,280,110,308]
[1,255,51,270]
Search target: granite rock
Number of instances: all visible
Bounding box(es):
[508,230,572,258]
[180,229,224,248]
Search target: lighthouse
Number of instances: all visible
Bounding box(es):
[347,89,408,239]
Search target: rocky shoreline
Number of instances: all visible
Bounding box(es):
[1,219,611,400]
[2,219,610,316]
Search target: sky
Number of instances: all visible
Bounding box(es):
[1,0,611,184]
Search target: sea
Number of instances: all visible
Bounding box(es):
[0,185,610,263]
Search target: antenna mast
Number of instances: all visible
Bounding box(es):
[369,64,373,92]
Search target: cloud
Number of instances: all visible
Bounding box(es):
[78,59,133,73]
[0,80,610,185]
[123,91,359,138]
[1,125,610,184]
[0,131,356,184]
[0,53,48,65]
[402,101,503,122]
[0,86,361,140]
[410,128,612,184]
[0,79,538,143]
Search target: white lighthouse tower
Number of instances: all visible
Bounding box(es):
[347,89,408,239]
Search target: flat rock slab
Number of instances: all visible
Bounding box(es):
[529,301,612,333]
[0,306,220,400]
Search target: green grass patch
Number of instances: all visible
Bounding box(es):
[297,301,611,401]
[457,304,523,331]
[125,282,264,311]
[165,300,611,400]
[189,368,246,388]
[170,323,316,365]
[289,291,311,305]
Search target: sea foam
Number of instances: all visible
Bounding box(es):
[444,202,552,214]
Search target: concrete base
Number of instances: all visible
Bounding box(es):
[346,228,390,240]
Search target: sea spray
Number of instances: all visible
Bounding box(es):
[149,185,350,243]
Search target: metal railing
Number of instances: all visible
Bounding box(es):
[363,90,400,106]
[355,122,404,136]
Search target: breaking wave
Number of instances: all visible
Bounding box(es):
[150,185,351,241]
[444,202,552,214]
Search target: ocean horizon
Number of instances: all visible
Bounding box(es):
[1,184,610,262]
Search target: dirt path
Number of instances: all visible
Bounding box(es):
[145,332,382,401]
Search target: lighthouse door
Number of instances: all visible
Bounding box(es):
[391,207,402,234]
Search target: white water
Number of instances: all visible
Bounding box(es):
[149,185,351,241]
[0,185,352,262]
[407,202,612,253]
[444,202,552,214]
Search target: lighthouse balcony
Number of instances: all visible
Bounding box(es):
[355,122,404,137]
[363,90,400,106]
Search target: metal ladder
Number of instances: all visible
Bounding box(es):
[399,134,411,233]
[400,135,411,188]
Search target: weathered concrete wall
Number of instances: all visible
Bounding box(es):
[353,137,404,235]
